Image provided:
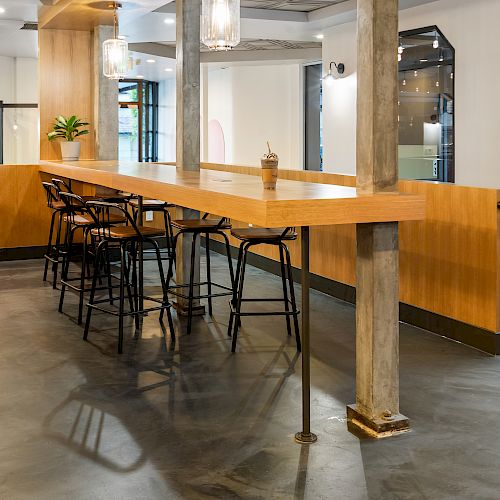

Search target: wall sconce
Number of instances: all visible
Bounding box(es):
[322,61,345,83]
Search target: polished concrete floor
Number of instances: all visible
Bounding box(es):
[1,255,500,500]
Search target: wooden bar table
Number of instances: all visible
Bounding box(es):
[39,160,425,441]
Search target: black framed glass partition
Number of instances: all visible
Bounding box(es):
[398,26,455,182]
[118,79,158,162]
[0,102,39,164]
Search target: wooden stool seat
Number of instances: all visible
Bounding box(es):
[231,227,297,241]
[128,198,173,209]
[63,213,126,226]
[91,225,164,240]
[172,219,231,231]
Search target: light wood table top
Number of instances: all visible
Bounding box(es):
[39,160,425,227]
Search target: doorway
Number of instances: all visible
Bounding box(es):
[304,63,323,171]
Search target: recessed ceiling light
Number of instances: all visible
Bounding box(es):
[146,59,156,63]
[315,34,324,40]
[0,7,5,14]
[136,75,144,79]
[164,18,175,25]
[165,68,173,72]
[420,59,428,63]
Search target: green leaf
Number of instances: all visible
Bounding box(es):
[75,130,89,137]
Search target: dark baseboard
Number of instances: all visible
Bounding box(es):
[205,238,500,356]
[0,246,46,261]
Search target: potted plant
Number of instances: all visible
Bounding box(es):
[47,115,89,161]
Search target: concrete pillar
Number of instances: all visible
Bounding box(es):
[93,25,118,161]
[175,0,202,313]
[346,0,409,436]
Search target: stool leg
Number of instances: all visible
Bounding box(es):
[205,233,213,316]
[77,227,89,325]
[231,244,249,353]
[279,244,292,337]
[283,243,301,352]
[52,211,64,289]
[124,242,138,330]
[151,238,175,342]
[227,241,245,337]
[58,225,75,314]
[165,231,180,290]
[131,241,139,313]
[118,242,126,354]
[187,232,198,335]
[221,232,235,289]
[105,243,114,305]
[43,210,56,282]
[84,240,105,341]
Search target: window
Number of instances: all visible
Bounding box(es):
[398,26,455,182]
[119,79,158,162]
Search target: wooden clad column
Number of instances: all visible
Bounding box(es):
[39,29,95,160]
[175,0,203,312]
[347,0,409,436]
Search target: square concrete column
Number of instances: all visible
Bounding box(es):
[175,0,202,313]
[93,25,118,161]
[347,0,409,436]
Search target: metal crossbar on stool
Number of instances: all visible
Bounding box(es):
[165,214,235,335]
[83,201,175,354]
[228,227,301,353]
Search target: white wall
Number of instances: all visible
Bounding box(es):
[0,56,39,164]
[205,64,303,169]
[322,0,500,188]
[158,77,176,162]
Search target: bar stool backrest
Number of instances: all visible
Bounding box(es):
[59,192,88,225]
[281,227,296,239]
[202,212,229,228]
[87,201,142,240]
[52,178,73,196]
[42,181,60,209]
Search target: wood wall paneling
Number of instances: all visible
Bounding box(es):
[200,163,499,332]
[0,166,53,249]
[39,29,95,161]
[3,161,498,333]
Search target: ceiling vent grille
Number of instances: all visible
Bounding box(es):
[21,22,38,31]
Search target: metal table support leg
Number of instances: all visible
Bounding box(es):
[138,195,144,312]
[295,226,317,444]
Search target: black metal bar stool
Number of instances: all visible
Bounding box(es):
[58,192,127,325]
[84,201,175,354]
[228,227,301,353]
[128,197,176,263]
[41,181,68,288]
[166,215,235,335]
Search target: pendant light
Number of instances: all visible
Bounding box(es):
[201,0,240,51]
[103,2,128,80]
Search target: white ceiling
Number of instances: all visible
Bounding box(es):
[0,0,39,58]
[0,0,441,61]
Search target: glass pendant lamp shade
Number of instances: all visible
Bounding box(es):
[201,0,240,51]
[103,38,128,80]
[103,3,128,80]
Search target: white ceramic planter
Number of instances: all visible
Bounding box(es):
[60,141,81,161]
